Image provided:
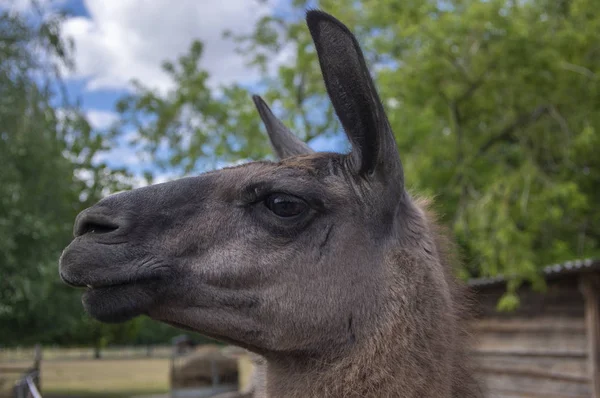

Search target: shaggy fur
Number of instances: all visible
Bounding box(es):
[250,196,482,398]
[59,10,483,398]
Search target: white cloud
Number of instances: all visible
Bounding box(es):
[61,0,290,93]
[86,109,118,129]
[91,134,143,170]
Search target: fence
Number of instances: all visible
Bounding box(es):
[0,345,41,398]
[1,343,241,397]
[169,338,238,398]
[0,345,171,362]
[0,344,172,398]
[12,369,41,398]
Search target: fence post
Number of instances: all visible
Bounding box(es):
[581,274,600,398]
[33,344,42,393]
[170,344,177,398]
[210,358,220,388]
[16,382,24,398]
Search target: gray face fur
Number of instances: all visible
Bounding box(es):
[59,10,415,360]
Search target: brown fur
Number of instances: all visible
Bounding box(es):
[58,10,482,398]
[255,197,481,398]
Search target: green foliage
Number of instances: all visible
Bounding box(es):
[115,41,270,173]
[0,9,166,346]
[497,292,520,312]
[3,0,595,344]
[115,0,600,309]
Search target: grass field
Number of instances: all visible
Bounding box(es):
[2,358,170,398]
[43,358,170,397]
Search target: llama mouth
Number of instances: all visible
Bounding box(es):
[58,243,167,291]
[82,277,160,292]
[81,276,163,323]
[59,242,167,324]
[88,276,161,289]
[60,271,162,291]
[85,280,142,290]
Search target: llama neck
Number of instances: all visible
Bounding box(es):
[260,251,475,398]
[263,346,448,398]
[262,320,453,398]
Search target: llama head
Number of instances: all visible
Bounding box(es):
[59,10,416,359]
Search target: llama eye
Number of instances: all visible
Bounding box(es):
[264,194,308,218]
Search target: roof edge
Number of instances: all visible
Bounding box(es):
[467,258,600,288]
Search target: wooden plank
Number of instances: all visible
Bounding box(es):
[473,329,587,354]
[476,366,589,383]
[472,349,587,359]
[486,387,590,398]
[471,317,586,333]
[580,274,600,398]
[476,355,589,379]
[481,373,592,397]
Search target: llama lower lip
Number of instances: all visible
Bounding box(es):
[84,282,124,290]
[83,276,162,291]
[82,280,158,323]
[85,282,124,290]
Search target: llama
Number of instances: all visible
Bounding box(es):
[59,10,482,397]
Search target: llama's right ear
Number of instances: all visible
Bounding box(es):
[306,11,403,186]
[252,95,314,159]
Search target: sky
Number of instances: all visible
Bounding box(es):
[5,0,342,186]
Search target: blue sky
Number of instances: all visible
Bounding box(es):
[8,0,343,186]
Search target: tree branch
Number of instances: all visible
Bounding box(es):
[294,69,313,140]
[476,105,551,157]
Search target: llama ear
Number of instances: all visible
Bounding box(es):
[306,10,403,184]
[252,95,314,159]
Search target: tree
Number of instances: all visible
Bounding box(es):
[0,7,132,344]
[115,0,599,309]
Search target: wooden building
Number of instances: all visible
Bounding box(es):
[468,258,600,398]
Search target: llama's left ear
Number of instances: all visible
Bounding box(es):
[252,95,314,159]
[306,10,403,186]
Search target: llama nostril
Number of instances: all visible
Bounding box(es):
[74,210,120,237]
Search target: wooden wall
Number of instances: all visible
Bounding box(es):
[470,275,592,397]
